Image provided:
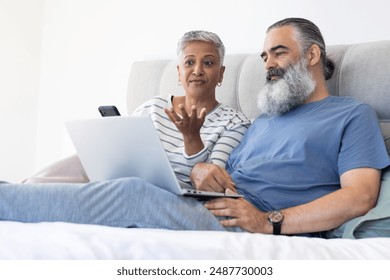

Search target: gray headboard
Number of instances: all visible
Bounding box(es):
[127,40,390,154]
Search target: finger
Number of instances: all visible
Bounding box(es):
[191,163,232,193]
[203,198,230,210]
[206,200,240,218]
[216,178,236,192]
[198,170,226,192]
[225,188,238,195]
[220,218,239,227]
[165,107,182,123]
[213,170,236,192]
[203,199,221,209]
[164,108,176,122]
[198,107,207,120]
[178,104,188,119]
[200,166,234,192]
[190,105,198,119]
[204,180,226,192]
[208,209,231,217]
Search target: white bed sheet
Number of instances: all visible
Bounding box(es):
[1,221,389,259]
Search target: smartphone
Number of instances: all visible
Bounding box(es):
[98,105,121,117]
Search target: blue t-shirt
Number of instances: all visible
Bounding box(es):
[227,96,390,212]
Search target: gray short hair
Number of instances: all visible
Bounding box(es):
[176,30,225,65]
[267,18,334,80]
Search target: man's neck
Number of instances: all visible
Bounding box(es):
[305,80,330,104]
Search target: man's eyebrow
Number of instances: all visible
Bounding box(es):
[270,45,289,52]
[261,45,289,58]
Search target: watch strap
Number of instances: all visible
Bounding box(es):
[273,222,282,235]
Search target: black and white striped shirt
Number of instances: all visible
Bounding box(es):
[133,95,251,186]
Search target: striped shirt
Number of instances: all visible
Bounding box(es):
[133,95,251,186]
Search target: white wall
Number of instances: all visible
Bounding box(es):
[0,0,44,182]
[1,0,390,182]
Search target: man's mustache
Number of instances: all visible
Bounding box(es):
[266,67,286,82]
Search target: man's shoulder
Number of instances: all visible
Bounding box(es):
[329,95,368,108]
[327,96,375,115]
[328,95,358,104]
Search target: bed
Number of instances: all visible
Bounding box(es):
[2,40,390,260]
[1,221,390,259]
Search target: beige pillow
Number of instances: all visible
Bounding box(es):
[23,154,89,183]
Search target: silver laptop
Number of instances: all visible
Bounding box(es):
[65,116,243,199]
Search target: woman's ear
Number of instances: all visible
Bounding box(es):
[218,66,225,83]
[177,65,181,84]
[307,44,321,66]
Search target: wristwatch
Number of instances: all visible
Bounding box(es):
[267,210,284,235]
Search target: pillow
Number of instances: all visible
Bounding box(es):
[22,154,89,184]
[329,166,390,239]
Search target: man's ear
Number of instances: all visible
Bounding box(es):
[307,44,321,66]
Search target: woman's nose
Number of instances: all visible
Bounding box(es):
[193,63,204,75]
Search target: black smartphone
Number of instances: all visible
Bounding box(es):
[98,105,121,117]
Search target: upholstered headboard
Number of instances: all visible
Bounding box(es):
[127,41,390,154]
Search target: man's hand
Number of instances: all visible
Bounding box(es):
[204,194,271,233]
[190,162,236,193]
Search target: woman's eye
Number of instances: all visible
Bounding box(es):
[204,60,214,66]
[185,60,194,66]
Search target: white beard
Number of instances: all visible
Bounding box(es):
[257,58,316,116]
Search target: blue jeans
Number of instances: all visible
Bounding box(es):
[0,177,243,232]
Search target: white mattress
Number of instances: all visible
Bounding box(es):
[1,221,390,259]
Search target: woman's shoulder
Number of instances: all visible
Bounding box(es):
[207,103,250,126]
[133,95,171,115]
[146,95,171,106]
[214,103,251,123]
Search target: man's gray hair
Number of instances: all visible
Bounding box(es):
[267,18,334,80]
[176,30,225,65]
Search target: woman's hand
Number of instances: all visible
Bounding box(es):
[164,104,206,156]
[165,104,206,135]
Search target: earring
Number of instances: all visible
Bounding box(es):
[178,80,182,86]
[217,82,222,87]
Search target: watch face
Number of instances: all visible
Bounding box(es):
[268,210,284,223]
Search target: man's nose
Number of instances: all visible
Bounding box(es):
[264,56,277,71]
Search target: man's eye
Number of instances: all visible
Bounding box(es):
[276,52,285,57]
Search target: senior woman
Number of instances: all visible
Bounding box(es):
[132,30,250,187]
[0,31,250,231]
